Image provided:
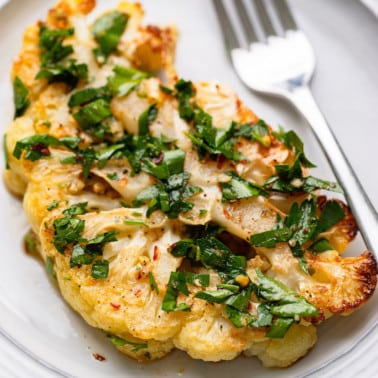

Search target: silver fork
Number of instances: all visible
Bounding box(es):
[213,0,378,255]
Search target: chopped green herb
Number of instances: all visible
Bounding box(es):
[13,134,81,161]
[62,202,88,217]
[175,79,195,121]
[313,200,345,239]
[148,272,159,294]
[45,256,57,280]
[61,148,96,178]
[24,232,36,254]
[53,217,85,253]
[221,172,267,202]
[107,172,119,181]
[124,219,147,226]
[142,149,186,180]
[107,65,150,97]
[236,119,271,147]
[159,84,174,94]
[68,86,111,108]
[138,103,158,135]
[47,201,60,211]
[199,209,208,217]
[73,98,112,129]
[136,172,201,218]
[91,259,109,279]
[38,25,74,66]
[70,244,94,267]
[96,143,125,169]
[309,238,333,253]
[36,60,88,88]
[273,128,315,168]
[265,318,294,339]
[106,334,148,352]
[249,228,292,248]
[36,25,87,88]
[92,11,129,61]
[13,76,30,118]
[162,272,191,312]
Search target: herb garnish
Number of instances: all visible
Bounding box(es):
[221,172,267,202]
[138,103,158,135]
[168,233,318,336]
[92,11,129,62]
[36,25,88,88]
[13,76,30,118]
[250,197,345,272]
[107,65,150,97]
[13,134,80,161]
[106,334,148,352]
[52,203,117,279]
[148,272,159,294]
[136,171,202,218]
[162,271,209,312]
[263,155,342,194]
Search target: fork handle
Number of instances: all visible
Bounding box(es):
[287,85,378,255]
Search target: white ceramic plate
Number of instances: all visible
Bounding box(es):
[0,0,377,377]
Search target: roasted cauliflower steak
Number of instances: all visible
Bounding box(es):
[3,0,377,368]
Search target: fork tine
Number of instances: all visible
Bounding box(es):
[273,0,297,31]
[212,0,240,51]
[234,0,258,44]
[253,0,277,38]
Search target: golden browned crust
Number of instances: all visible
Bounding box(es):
[305,250,377,316]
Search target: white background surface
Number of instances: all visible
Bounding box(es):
[0,0,377,377]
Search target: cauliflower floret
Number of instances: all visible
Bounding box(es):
[244,324,317,368]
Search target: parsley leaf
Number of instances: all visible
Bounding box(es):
[106,334,148,352]
[235,119,271,147]
[38,25,74,66]
[73,98,112,130]
[136,172,202,218]
[107,65,150,97]
[148,272,159,294]
[68,86,111,107]
[35,60,88,88]
[264,155,342,194]
[13,76,30,118]
[175,79,195,121]
[13,134,81,161]
[138,104,158,135]
[61,148,96,178]
[273,128,315,168]
[36,25,87,88]
[250,197,345,273]
[53,217,85,253]
[312,200,345,239]
[162,271,209,312]
[92,11,129,62]
[91,259,109,279]
[188,111,243,161]
[221,172,267,202]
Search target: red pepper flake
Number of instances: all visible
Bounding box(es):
[223,209,231,219]
[92,353,106,362]
[153,245,159,261]
[32,143,50,156]
[303,228,309,234]
[133,288,142,297]
[110,302,120,310]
